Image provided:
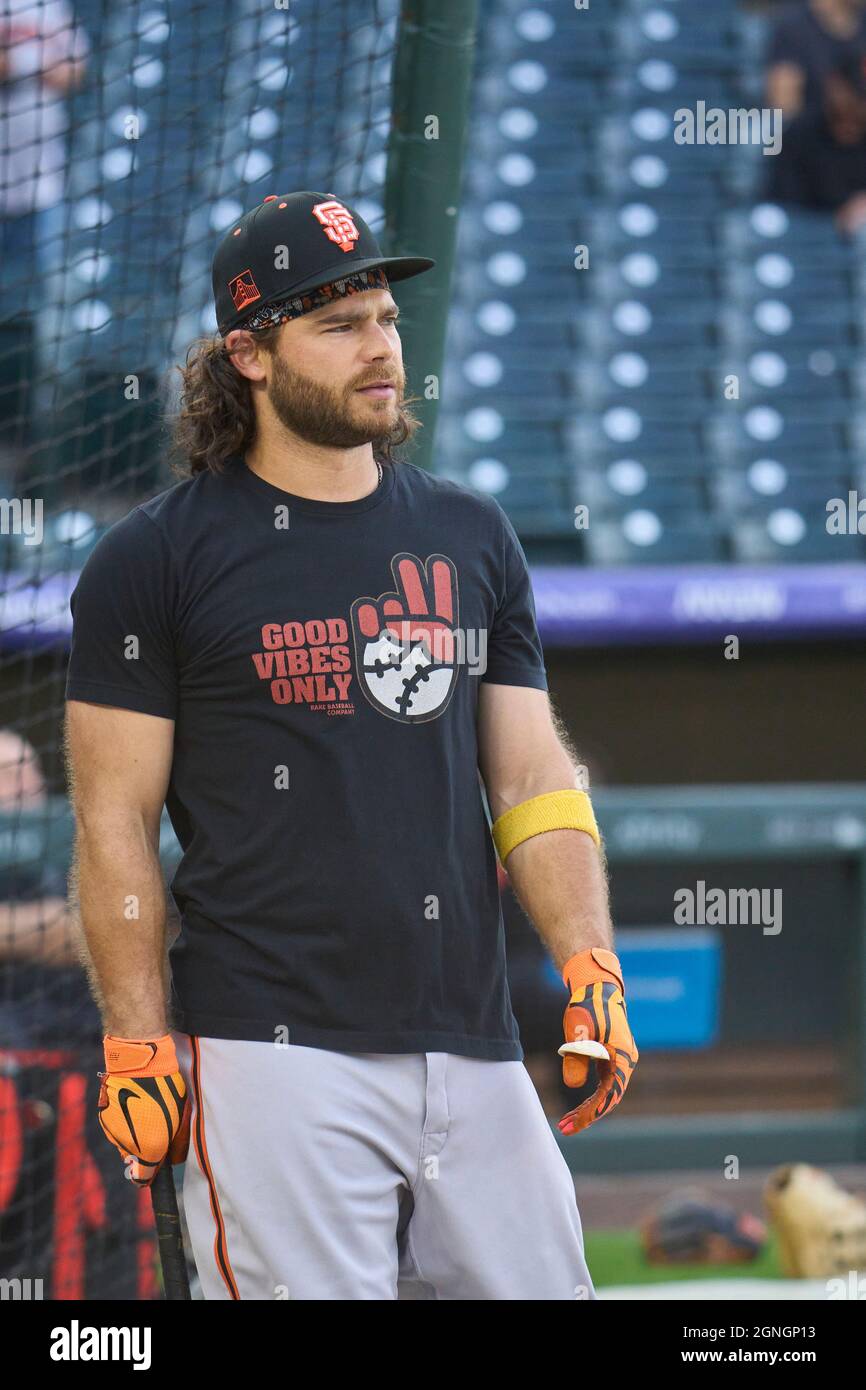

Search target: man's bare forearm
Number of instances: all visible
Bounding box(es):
[501,827,613,974]
[71,818,169,1036]
[486,727,614,971]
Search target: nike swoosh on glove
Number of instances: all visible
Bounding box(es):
[98,1034,190,1186]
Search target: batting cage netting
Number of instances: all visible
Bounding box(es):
[0,0,420,1300]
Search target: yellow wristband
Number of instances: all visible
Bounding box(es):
[491,789,600,864]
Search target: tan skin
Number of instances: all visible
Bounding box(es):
[64,705,174,1036]
[225,287,406,502]
[477,685,613,973]
[67,289,613,1046]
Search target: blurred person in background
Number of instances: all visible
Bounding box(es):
[0,0,89,290]
[0,728,84,1048]
[0,0,89,450]
[766,52,866,234]
[0,729,158,1297]
[766,0,866,118]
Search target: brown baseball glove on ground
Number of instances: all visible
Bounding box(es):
[640,1188,766,1265]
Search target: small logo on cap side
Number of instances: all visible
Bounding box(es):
[312,200,360,254]
[229,269,262,312]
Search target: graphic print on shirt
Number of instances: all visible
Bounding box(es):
[250,552,460,723]
[350,553,460,723]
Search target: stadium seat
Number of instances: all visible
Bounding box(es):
[730,509,866,562]
[583,512,728,565]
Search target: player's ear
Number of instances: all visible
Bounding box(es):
[224,329,268,381]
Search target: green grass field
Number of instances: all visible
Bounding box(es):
[586,1231,782,1287]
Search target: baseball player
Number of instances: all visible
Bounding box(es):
[64,191,638,1301]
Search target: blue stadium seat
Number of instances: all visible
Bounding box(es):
[574,462,707,514]
[712,463,853,516]
[584,512,728,565]
[730,510,866,562]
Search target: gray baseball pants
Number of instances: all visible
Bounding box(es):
[172,1034,596,1301]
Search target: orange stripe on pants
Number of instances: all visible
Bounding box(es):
[190,1035,240,1299]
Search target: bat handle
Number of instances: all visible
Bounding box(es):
[150,1164,192,1300]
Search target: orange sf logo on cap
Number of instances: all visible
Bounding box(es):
[312,200,360,254]
[229,269,261,311]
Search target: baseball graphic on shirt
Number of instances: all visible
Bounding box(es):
[351,553,459,723]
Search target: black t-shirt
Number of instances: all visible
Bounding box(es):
[767,107,866,208]
[767,2,866,113]
[65,456,549,1059]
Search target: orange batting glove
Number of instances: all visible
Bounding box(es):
[98,1034,190,1186]
[557,947,638,1135]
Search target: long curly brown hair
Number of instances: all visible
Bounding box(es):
[169,332,423,478]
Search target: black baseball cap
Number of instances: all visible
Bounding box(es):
[212,191,436,336]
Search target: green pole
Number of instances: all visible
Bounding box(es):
[383,0,480,472]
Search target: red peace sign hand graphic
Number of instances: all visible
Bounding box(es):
[355,553,457,663]
[351,553,460,722]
